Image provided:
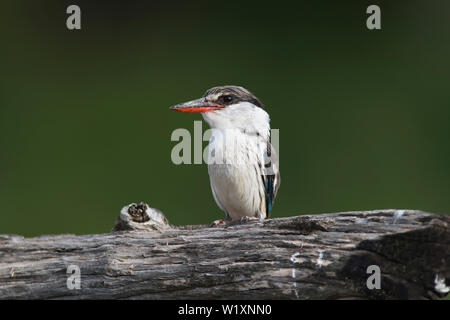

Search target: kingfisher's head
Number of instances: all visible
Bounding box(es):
[170,85,270,136]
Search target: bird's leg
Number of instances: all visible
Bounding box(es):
[210,213,264,227]
[238,215,264,224]
[209,217,232,227]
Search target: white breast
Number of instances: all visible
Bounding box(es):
[206,128,267,220]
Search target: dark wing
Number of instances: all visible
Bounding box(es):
[261,140,280,217]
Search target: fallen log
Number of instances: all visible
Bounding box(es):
[0,204,448,299]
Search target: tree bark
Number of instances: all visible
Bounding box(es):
[0,204,448,300]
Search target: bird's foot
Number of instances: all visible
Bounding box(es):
[241,216,262,222]
[226,215,263,226]
[209,217,232,227]
[239,216,263,224]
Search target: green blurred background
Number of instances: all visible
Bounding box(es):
[0,0,449,237]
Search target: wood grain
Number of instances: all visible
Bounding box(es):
[0,206,448,299]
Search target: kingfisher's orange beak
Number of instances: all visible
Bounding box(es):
[170,98,225,113]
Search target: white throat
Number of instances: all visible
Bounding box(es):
[201,101,270,139]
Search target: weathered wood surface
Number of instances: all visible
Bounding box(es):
[0,206,448,300]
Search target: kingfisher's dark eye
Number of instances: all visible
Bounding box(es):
[222,95,233,103]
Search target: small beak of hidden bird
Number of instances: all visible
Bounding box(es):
[170,85,280,226]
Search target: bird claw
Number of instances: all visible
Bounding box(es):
[209,217,231,227]
[209,216,263,227]
[240,216,261,223]
[225,216,263,226]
